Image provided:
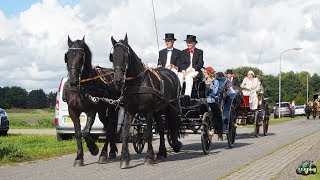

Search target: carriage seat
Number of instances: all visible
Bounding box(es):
[180,71,207,99]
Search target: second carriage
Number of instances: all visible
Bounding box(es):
[236,90,270,137]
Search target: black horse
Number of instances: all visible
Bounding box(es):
[64,36,119,166]
[110,34,183,169]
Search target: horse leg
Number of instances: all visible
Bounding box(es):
[144,113,155,165]
[69,110,84,167]
[108,107,118,160]
[98,107,118,164]
[97,109,108,164]
[167,103,182,152]
[154,111,167,162]
[120,112,133,169]
[82,111,99,156]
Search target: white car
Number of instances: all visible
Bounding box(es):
[294,105,305,116]
[55,78,123,141]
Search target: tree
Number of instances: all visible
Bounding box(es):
[27,89,47,108]
[2,86,28,108]
[47,92,57,108]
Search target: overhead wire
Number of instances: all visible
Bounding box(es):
[151,0,160,52]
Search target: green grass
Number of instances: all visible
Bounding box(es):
[301,160,320,180]
[239,116,302,128]
[7,109,55,129]
[0,134,103,166]
[269,116,302,125]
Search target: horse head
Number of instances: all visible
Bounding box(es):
[65,35,90,87]
[110,34,129,90]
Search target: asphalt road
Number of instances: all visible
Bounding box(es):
[1,117,320,180]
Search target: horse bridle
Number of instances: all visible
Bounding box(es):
[110,42,131,82]
[65,47,86,88]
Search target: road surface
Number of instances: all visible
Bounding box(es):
[1,117,319,180]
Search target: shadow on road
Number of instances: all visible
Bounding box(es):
[235,132,276,140]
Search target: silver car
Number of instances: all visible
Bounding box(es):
[294,105,305,116]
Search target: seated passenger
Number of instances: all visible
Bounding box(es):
[177,35,204,96]
[157,33,181,74]
[209,72,225,99]
[208,72,225,141]
[204,66,215,86]
[226,69,240,91]
[241,70,261,110]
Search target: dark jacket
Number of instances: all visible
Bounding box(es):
[157,48,181,67]
[227,77,240,90]
[177,48,204,72]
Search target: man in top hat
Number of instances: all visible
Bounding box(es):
[226,69,240,90]
[177,35,204,96]
[157,33,181,74]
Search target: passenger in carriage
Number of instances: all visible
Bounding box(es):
[204,66,215,86]
[241,70,261,110]
[157,33,181,74]
[208,72,225,141]
[177,35,204,96]
[226,69,240,91]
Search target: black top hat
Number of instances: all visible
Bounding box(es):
[184,35,198,43]
[226,69,233,74]
[164,33,176,41]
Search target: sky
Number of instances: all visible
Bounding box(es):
[0,0,319,93]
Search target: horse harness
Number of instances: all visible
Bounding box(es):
[65,47,117,100]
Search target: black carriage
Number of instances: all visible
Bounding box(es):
[130,75,242,155]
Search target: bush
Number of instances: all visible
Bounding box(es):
[0,144,29,163]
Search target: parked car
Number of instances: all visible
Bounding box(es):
[294,105,305,116]
[273,102,294,118]
[55,78,123,141]
[0,108,9,135]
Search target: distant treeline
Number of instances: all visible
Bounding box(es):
[0,87,56,109]
[0,66,319,109]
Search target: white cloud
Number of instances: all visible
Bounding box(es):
[0,0,320,92]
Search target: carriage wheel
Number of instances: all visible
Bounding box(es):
[201,112,212,155]
[132,119,145,154]
[227,106,237,148]
[253,110,260,138]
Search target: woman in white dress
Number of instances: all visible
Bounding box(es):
[241,70,261,110]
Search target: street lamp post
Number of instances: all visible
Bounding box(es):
[307,74,309,104]
[279,48,302,118]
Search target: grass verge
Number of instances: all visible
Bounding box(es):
[239,116,302,128]
[7,109,55,129]
[0,134,102,166]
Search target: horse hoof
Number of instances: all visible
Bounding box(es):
[109,152,117,159]
[144,158,154,165]
[120,160,130,169]
[108,153,117,162]
[172,141,183,153]
[90,146,99,156]
[155,155,166,163]
[73,159,84,167]
[98,156,108,164]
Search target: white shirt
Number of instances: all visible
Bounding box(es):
[165,49,173,67]
[186,52,194,71]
